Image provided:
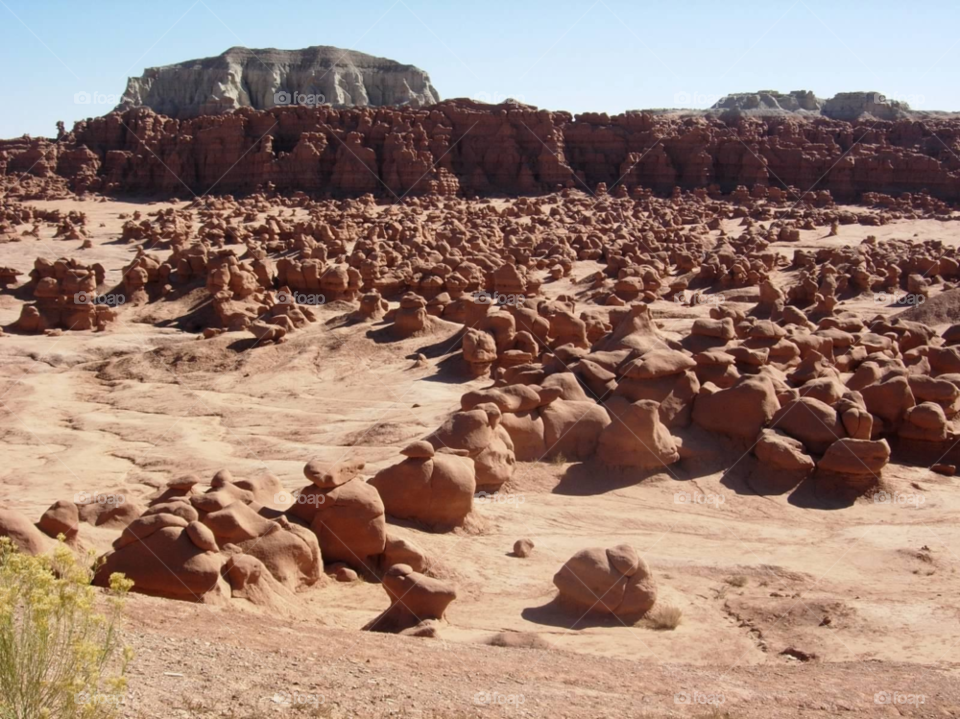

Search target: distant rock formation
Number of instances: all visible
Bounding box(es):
[118,46,440,118]
[711,90,911,121]
[821,91,911,121]
[712,90,822,115]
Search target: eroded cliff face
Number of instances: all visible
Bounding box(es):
[4,101,960,201]
[118,46,440,118]
[708,90,911,121]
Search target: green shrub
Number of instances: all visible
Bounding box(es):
[0,538,132,719]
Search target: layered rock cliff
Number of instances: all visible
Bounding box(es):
[4,100,960,201]
[711,90,823,115]
[710,90,911,121]
[118,46,440,118]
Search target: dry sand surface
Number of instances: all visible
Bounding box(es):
[1,197,959,718]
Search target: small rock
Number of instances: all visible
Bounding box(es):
[513,538,535,557]
[334,566,358,583]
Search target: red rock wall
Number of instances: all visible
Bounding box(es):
[3,101,960,201]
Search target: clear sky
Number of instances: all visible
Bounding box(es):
[1,0,957,138]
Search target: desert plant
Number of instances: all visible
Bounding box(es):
[0,538,133,719]
[646,603,683,630]
[725,575,748,588]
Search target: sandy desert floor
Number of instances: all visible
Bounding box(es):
[1,197,959,718]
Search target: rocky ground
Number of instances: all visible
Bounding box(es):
[1,191,960,717]
[116,593,959,718]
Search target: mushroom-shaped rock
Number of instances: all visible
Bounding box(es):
[201,501,277,544]
[693,350,740,389]
[151,475,200,505]
[462,328,498,377]
[860,375,915,431]
[539,399,612,461]
[94,525,225,601]
[818,438,890,479]
[796,376,846,406]
[356,291,389,321]
[427,406,516,492]
[691,317,736,342]
[598,399,679,469]
[235,519,322,591]
[369,450,476,530]
[364,564,457,633]
[401,440,435,458]
[771,397,846,455]
[299,476,387,570]
[615,358,700,429]
[693,376,780,440]
[553,545,657,619]
[393,293,429,337]
[900,402,948,442]
[754,429,816,473]
[908,375,959,410]
[37,500,80,541]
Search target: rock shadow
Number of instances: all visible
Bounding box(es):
[786,472,863,510]
[522,597,642,629]
[418,352,475,384]
[553,458,674,496]
[225,337,265,352]
[738,465,808,496]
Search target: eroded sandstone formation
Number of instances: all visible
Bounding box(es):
[554,544,658,620]
[4,101,960,200]
[119,46,439,118]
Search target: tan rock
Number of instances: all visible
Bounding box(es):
[553,545,657,619]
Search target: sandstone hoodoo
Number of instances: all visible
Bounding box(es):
[553,545,658,620]
[369,441,476,531]
[289,458,387,571]
[364,563,457,634]
[118,45,440,118]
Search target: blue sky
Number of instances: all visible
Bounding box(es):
[1,0,957,138]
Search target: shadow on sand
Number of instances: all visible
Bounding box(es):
[522,597,644,629]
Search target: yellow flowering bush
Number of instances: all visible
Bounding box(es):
[0,538,132,719]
